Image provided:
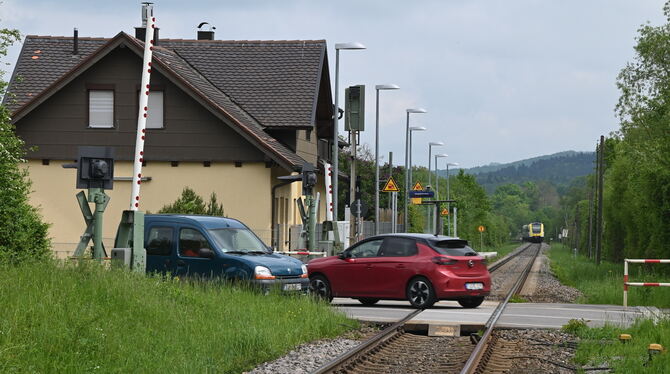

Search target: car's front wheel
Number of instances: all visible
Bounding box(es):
[310,275,333,302]
[458,297,484,308]
[406,277,436,309]
[357,298,380,306]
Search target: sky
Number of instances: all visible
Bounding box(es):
[0,0,666,169]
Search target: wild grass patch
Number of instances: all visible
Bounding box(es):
[0,260,354,373]
[548,244,670,308]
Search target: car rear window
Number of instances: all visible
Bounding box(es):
[430,239,478,256]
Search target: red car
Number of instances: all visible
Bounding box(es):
[308,234,490,308]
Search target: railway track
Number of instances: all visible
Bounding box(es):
[312,243,543,374]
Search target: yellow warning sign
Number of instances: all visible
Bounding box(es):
[478,225,486,233]
[381,176,400,192]
[441,208,449,216]
[412,181,423,191]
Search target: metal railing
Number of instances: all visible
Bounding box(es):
[623,258,670,307]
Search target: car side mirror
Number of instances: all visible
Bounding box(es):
[338,252,351,260]
[199,248,215,258]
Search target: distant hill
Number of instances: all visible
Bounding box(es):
[439,151,595,193]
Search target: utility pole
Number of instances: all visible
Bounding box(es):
[587,174,594,259]
[595,135,605,266]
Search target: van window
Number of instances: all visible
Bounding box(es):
[208,228,269,253]
[179,228,211,258]
[146,227,173,256]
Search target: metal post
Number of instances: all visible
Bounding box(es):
[453,207,458,237]
[587,186,594,259]
[332,49,340,222]
[349,130,358,242]
[374,89,380,235]
[404,112,410,231]
[89,188,108,261]
[427,146,432,233]
[447,164,451,237]
[624,259,629,307]
[596,135,605,266]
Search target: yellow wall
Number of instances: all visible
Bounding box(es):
[24,160,274,258]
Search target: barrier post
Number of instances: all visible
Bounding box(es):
[623,259,670,308]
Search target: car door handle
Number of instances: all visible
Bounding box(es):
[176,260,186,267]
[395,264,405,269]
[366,265,373,269]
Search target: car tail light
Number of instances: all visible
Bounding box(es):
[432,256,457,265]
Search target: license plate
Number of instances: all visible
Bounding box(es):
[465,282,484,290]
[283,283,302,291]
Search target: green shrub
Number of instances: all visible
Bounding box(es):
[158,187,225,216]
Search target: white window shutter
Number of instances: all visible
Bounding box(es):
[89,90,114,128]
[146,91,164,129]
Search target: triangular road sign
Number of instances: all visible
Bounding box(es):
[381,176,400,192]
[441,207,449,216]
[412,181,423,191]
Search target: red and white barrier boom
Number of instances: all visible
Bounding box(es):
[130,3,155,210]
[623,258,670,307]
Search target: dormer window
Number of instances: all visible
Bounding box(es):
[88,90,114,128]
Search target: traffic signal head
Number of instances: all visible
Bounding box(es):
[301,163,317,195]
[344,85,365,132]
[75,146,115,190]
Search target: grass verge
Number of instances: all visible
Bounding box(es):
[548,243,670,308]
[485,242,524,264]
[566,318,670,373]
[0,260,355,373]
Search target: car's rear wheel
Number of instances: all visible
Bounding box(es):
[357,298,380,306]
[458,297,484,308]
[310,275,333,302]
[406,277,436,309]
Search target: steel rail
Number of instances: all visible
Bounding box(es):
[460,243,542,374]
[487,242,533,273]
[312,308,424,374]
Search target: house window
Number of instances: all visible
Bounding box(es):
[88,90,114,128]
[146,91,164,129]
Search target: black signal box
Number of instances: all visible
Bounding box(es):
[67,146,115,190]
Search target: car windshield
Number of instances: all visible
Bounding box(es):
[208,228,270,253]
[430,239,478,256]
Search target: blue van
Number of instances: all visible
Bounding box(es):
[144,214,309,292]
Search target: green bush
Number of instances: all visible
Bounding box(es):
[0,28,51,264]
[158,187,225,216]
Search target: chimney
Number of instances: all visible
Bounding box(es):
[73,28,78,55]
[135,3,159,45]
[197,22,215,40]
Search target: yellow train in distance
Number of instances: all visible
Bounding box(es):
[521,222,544,243]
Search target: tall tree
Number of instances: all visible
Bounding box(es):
[0,27,51,263]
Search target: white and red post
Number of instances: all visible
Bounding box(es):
[130,5,156,211]
[623,258,670,307]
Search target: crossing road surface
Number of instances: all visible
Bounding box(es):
[333,298,666,330]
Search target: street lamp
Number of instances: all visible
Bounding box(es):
[332,42,366,223]
[426,141,444,233]
[374,84,400,235]
[446,162,459,236]
[405,125,427,231]
[434,154,449,201]
[404,108,427,231]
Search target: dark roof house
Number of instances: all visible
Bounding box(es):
[4,29,334,171]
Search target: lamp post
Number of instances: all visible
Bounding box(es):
[427,141,444,233]
[446,162,459,236]
[332,42,365,223]
[374,84,400,235]
[434,154,449,201]
[404,108,427,231]
[406,125,427,231]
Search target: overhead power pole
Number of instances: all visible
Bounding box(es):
[595,135,605,266]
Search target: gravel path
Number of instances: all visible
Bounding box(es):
[524,246,583,303]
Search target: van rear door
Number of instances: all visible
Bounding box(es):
[145,224,177,275]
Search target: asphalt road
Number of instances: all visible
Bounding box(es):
[333,298,663,330]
